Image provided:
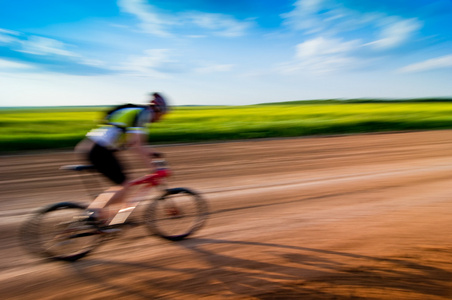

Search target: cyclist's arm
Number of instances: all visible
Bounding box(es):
[128,109,161,163]
[127,132,159,166]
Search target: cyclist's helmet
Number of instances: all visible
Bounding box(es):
[150,92,169,114]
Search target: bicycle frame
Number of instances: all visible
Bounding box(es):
[62,161,172,226]
[129,168,171,188]
[108,167,171,226]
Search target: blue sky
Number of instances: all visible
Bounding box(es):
[1,0,452,106]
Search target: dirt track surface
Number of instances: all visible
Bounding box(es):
[1,131,452,299]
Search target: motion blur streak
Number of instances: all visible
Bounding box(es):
[1,130,452,299]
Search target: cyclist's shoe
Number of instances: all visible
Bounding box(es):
[97,225,122,237]
[123,220,141,227]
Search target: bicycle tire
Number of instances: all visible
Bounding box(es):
[143,188,208,241]
[20,202,102,261]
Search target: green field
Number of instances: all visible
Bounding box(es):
[2,99,452,153]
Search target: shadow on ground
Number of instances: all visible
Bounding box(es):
[66,238,452,299]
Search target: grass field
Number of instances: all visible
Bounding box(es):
[2,100,452,153]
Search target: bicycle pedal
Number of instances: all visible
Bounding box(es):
[75,224,97,231]
[123,220,141,227]
[74,212,103,226]
[100,228,121,234]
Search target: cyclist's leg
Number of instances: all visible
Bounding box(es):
[88,143,127,184]
[85,143,129,223]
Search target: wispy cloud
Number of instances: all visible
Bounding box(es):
[278,0,425,76]
[117,0,253,37]
[1,28,77,57]
[367,18,422,50]
[18,36,78,57]
[0,58,35,71]
[0,27,109,75]
[0,28,20,44]
[281,0,422,51]
[117,0,173,37]
[398,54,452,73]
[281,0,382,35]
[282,0,337,33]
[279,36,361,74]
[182,12,252,37]
[117,48,235,77]
[194,63,234,74]
[116,49,186,77]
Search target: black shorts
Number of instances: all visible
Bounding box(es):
[88,143,126,185]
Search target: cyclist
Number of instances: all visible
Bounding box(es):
[75,92,169,225]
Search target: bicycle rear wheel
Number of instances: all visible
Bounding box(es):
[144,188,208,241]
[20,202,102,261]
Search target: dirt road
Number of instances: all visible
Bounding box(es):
[1,131,452,299]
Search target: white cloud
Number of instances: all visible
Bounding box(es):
[1,28,84,59]
[117,0,251,37]
[18,36,77,57]
[296,36,357,58]
[0,28,109,74]
[0,28,19,35]
[194,63,234,74]
[367,18,422,50]
[282,0,421,51]
[279,36,361,75]
[0,28,20,44]
[117,49,178,77]
[281,0,375,34]
[15,35,105,69]
[0,58,35,71]
[281,0,330,33]
[398,54,452,73]
[117,48,235,76]
[183,12,252,37]
[117,0,173,37]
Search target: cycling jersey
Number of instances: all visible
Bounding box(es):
[86,106,152,150]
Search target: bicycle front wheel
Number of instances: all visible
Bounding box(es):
[144,188,208,241]
[20,202,102,261]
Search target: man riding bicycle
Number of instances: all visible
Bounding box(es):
[75,92,169,225]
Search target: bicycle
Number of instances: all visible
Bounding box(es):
[20,157,208,261]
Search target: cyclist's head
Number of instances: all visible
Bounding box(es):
[150,92,169,114]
